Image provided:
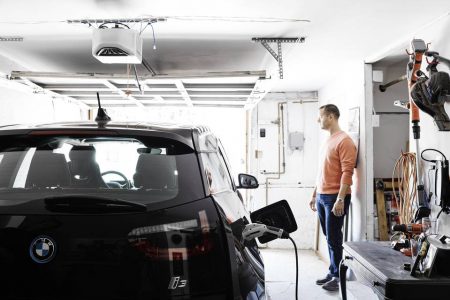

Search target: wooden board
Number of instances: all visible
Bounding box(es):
[375,179,389,241]
[384,181,399,190]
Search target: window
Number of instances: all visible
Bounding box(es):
[218,142,236,189]
[201,152,233,194]
[0,135,203,204]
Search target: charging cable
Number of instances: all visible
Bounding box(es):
[242,223,298,300]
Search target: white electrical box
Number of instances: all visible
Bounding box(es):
[373,70,384,83]
[372,115,380,127]
[289,132,304,151]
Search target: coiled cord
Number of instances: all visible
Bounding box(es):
[392,152,417,223]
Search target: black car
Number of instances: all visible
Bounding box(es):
[0,121,297,300]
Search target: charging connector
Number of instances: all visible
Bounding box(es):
[242,223,298,300]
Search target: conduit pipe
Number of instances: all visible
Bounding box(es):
[264,102,286,205]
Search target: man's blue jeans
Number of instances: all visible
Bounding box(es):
[316,193,351,278]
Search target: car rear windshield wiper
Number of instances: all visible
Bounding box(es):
[44,195,147,213]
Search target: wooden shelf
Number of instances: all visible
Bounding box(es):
[374,178,400,241]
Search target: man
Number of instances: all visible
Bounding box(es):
[309,104,357,292]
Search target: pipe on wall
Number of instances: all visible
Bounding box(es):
[263,99,319,205]
[264,102,287,205]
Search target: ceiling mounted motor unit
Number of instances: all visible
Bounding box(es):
[92,27,143,64]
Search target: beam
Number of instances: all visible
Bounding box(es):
[102,80,145,108]
[43,85,111,91]
[141,83,165,104]
[20,78,90,110]
[55,91,122,96]
[10,70,267,80]
[175,80,193,107]
[191,100,246,106]
[244,79,272,110]
[141,58,157,76]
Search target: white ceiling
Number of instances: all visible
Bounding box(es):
[0,0,450,93]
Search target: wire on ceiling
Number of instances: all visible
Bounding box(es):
[139,20,157,50]
[155,16,310,23]
[0,16,310,25]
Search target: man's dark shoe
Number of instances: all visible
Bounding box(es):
[322,277,339,292]
[315,274,333,285]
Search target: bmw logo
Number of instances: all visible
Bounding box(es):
[29,236,57,264]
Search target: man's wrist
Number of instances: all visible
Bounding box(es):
[337,197,344,202]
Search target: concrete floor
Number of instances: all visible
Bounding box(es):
[261,248,379,300]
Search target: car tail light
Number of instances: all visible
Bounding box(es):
[127,210,214,260]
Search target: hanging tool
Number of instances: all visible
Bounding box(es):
[410,50,450,131]
[421,149,450,218]
[406,39,431,222]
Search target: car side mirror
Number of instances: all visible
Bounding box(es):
[237,173,259,189]
[250,200,297,243]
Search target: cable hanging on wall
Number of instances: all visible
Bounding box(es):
[392,152,418,224]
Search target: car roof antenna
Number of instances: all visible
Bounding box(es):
[95,92,111,127]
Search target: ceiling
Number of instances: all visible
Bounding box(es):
[0,0,450,108]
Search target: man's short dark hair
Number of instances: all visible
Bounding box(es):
[319,104,340,119]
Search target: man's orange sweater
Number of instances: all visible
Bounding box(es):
[316,130,357,194]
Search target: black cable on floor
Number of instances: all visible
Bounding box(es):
[288,236,298,300]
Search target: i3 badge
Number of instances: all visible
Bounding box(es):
[29,236,57,264]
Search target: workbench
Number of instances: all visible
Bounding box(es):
[341,241,450,300]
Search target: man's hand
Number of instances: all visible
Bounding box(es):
[309,196,317,212]
[332,198,344,217]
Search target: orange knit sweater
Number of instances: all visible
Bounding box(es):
[316,130,357,194]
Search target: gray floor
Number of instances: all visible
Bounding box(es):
[261,248,379,300]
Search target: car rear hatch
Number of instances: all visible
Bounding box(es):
[0,197,230,300]
[0,130,230,299]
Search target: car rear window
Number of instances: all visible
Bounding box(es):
[0,134,204,203]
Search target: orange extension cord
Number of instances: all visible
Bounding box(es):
[392,152,418,224]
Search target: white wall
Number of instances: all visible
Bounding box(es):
[318,61,370,259]
[0,82,85,125]
[372,63,410,178]
[248,93,319,249]
[0,54,85,125]
[106,106,247,178]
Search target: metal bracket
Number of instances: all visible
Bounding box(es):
[66,17,166,26]
[252,37,305,79]
[394,100,410,110]
[0,36,23,42]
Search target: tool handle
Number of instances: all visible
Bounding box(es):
[409,51,424,123]
[379,75,407,92]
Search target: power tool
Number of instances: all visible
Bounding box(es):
[392,223,424,235]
